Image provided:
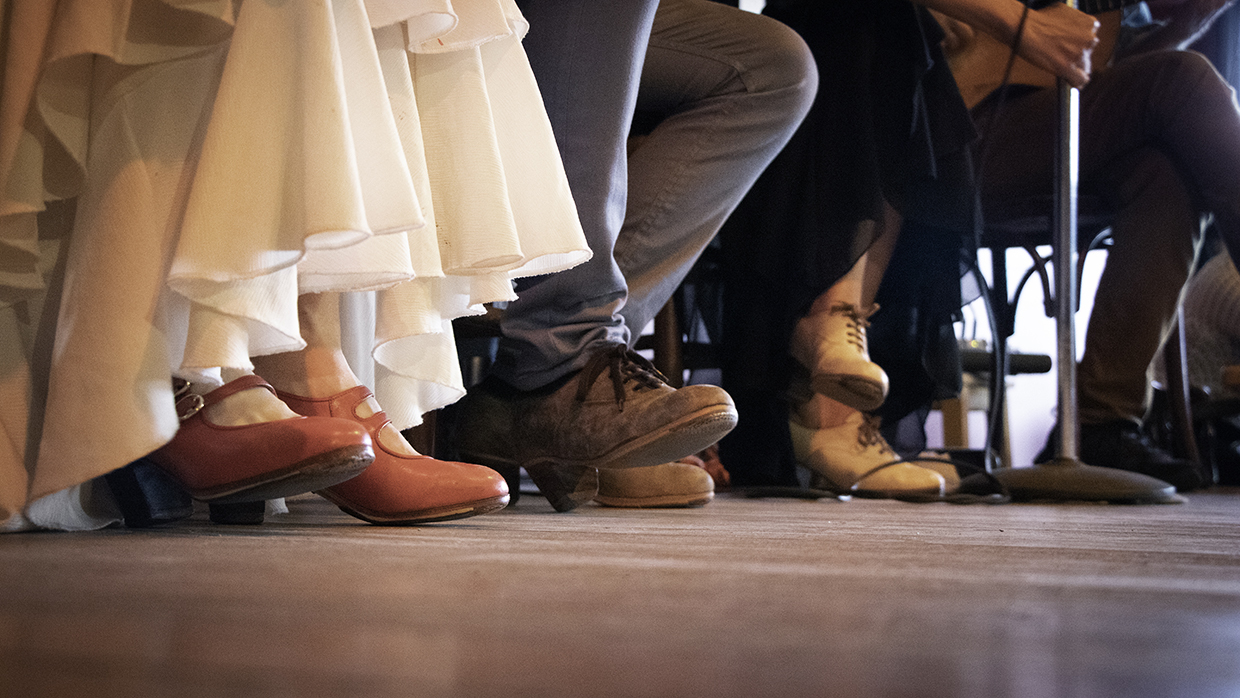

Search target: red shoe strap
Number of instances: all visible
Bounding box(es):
[201,374,277,406]
[275,385,390,433]
[172,374,276,423]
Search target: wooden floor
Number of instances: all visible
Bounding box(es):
[3,488,1239,698]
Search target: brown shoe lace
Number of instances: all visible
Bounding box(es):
[575,344,670,412]
[835,414,904,493]
[857,413,896,459]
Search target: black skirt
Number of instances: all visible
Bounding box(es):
[716,0,977,486]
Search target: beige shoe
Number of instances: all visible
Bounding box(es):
[790,303,889,412]
[913,451,963,493]
[789,411,945,498]
[594,462,714,508]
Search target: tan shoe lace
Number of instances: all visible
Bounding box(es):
[856,413,896,459]
[829,302,878,353]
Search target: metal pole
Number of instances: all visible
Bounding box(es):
[1054,75,1080,461]
[991,0,1176,500]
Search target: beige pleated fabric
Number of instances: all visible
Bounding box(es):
[0,0,588,530]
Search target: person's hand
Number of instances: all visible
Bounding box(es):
[1017,2,1099,88]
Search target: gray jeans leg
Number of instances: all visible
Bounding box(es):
[617,0,817,338]
[494,0,660,390]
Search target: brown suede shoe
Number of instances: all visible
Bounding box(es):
[456,345,738,511]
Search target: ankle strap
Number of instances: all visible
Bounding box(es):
[204,374,276,404]
[173,374,276,422]
[275,386,388,431]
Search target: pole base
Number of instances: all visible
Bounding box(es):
[993,457,1182,503]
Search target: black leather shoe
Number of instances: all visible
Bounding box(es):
[1037,420,1205,492]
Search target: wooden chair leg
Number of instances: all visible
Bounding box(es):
[938,397,969,450]
[652,301,684,388]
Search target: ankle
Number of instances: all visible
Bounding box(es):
[253,349,360,398]
[203,379,299,427]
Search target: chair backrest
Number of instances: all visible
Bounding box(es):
[981,194,1114,252]
[981,193,1115,329]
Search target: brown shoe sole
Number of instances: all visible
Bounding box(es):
[319,492,511,525]
[464,403,738,474]
[593,491,714,508]
[810,374,887,413]
[188,444,375,505]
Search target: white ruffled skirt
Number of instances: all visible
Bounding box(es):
[0,0,588,530]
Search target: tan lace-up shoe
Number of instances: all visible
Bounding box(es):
[594,461,714,508]
[790,303,889,412]
[789,411,944,498]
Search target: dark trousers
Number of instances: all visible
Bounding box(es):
[974,50,1240,424]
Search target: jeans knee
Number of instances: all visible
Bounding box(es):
[738,14,818,111]
[1135,49,1233,102]
[1164,49,1224,83]
[778,30,818,115]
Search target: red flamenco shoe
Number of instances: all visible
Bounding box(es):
[146,375,374,504]
[277,386,510,524]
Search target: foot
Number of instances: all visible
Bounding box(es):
[1038,420,1205,492]
[147,376,374,503]
[790,303,889,412]
[198,376,300,426]
[455,344,738,510]
[594,460,715,509]
[789,411,945,498]
[278,386,511,524]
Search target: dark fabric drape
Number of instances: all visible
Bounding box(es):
[716,0,977,486]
